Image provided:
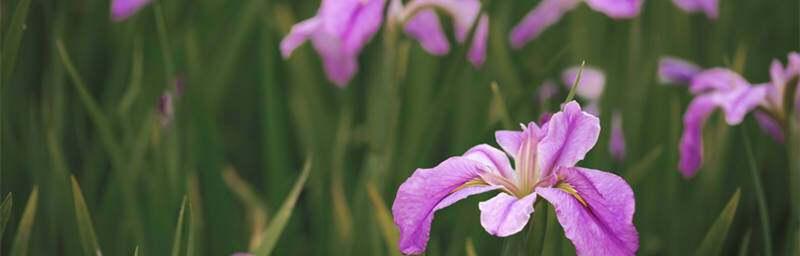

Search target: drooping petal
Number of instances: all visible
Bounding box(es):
[584,0,643,18]
[280,18,323,58]
[405,10,451,55]
[509,0,581,49]
[658,57,702,85]
[405,0,482,43]
[311,32,358,87]
[671,0,718,19]
[467,14,489,67]
[464,144,516,181]
[562,66,606,101]
[339,0,386,54]
[609,111,626,162]
[536,167,638,256]
[478,193,538,237]
[392,157,500,254]
[689,68,750,94]
[678,95,716,177]
[537,101,601,177]
[111,0,152,22]
[716,85,767,124]
[754,111,784,143]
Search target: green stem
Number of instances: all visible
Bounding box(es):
[742,128,773,256]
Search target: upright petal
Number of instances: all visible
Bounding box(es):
[464,144,516,180]
[509,0,581,49]
[280,18,322,58]
[340,0,385,54]
[562,66,606,101]
[609,112,626,162]
[478,193,538,237]
[689,68,750,94]
[111,0,151,22]
[537,101,601,176]
[584,0,643,18]
[405,10,451,55]
[678,95,716,177]
[393,157,500,254]
[671,0,718,19]
[467,14,489,68]
[536,167,638,256]
[716,86,767,124]
[495,130,523,158]
[405,0,481,43]
[658,57,702,85]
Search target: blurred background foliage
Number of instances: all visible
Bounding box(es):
[1,0,799,255]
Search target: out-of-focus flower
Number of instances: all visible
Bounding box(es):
[510,0,642,49]
[761,53,800,122]
[536,80,559,104]
[280,0,385,87]
[562,66,605,101]
[610,111,626,162]
[111,0,151,21]
[230,253,253,256]
[391,0,489,67]
[658,57,702,85]
[392,101,638,255]
[670,0,718,19]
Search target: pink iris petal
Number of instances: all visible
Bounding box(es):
[495,121,542,159]
[405,10,451,55]
[610,111,626,162]
[392,157,501,255]
[562,66,606,101]
[754,111,785,143]
[584,0,643,18]
[536,167,638,256]
[467,14,489,67]
[671,0,718,19]
[279,0,384,87]
[658,57,702,85]
[478,193,538,237]
[689,68,750,94]
[537,80,560,103]
[509,0,581,49]
[111,0,151,22]
[464,144,516,181]
[537,101,601,177]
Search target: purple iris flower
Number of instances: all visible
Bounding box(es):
[280,0,385,87]
[510,0,642,49]
[111,0,151,21]
[392,101,639,255]
[610,111,626,162]
[670,0,718,19]
[658,57,702,85]
[756,52,800,142]
[392,0,489,67]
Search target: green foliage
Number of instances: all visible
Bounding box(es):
[695,189,741,256]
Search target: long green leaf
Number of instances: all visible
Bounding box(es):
[1,0,32,83]
[253,158,312,256]
[71,176,102,256]
[366,182,400,256]
[465,238,478,256]
[743,131,773,256]
[0,193,12,241]
[695,188,741,256]
[171,196,188,256]
[10,187,38,256]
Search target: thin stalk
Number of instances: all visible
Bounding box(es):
[742,129,773,256]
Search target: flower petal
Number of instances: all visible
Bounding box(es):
[280,17,322,58]
[478,193,538,237]
[464,144,516,181]
[405,10,451,55]
[754,111,784,143]
[536,167,638,256]
[689,68,750,94]
[672,0,718,19]
[562,66,606,101]
[678,95,716,177]
[339,0,385,54]
[609,111,626,162]
[658,57,702,85]
[537,101,601,177]
[716,85,767,124]
[467,14,489,68]
[111,0,151,21]
[311,33,358,87]
[495,130,523,158]
[509,0,581,49]
[392,157,500,254]
[405,0,481,43]
[584,0,643,19]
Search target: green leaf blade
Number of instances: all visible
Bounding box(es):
[253,158,312,256]
[695,188,741,256]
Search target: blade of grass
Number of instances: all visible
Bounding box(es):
[153,1,175,81]
[742,131,773,256]
[366,182,400,256]
[0,193,12,241]
[134,246,140,256]
[253,158,312,256]
[563,60,586,104]
[695,188,741,256]
[737,229,752,256]
[1,0,32,83]
[489,82,514,129]
[70,176,102,256]
[171,196,188,256]
[465,238,478,256]
[10,187,38,256]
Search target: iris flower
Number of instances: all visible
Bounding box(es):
[755,52,800,142]
[111,0,151,21]
[392,101,639,255]
[670,0,718,19]
[389,0,489,67]
[510,0,642,49]
[280,0,385,87]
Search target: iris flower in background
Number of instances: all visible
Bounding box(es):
[280,0,385,87]
[392,101,638,255]
[562,66,605,116]
[670,0,718,19]
[509,0,642,49]
[756,52,800,142]
[658,57,702,85]
[389,0,489,67]
[111,0,151,21]
[610,111,626,162]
